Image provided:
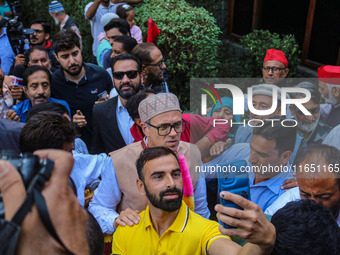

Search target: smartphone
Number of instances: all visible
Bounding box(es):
[97,91,108,100]
[217,160,250,229]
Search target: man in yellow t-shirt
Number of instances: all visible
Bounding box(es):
[112,146,276,255]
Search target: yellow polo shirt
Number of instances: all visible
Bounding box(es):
[112,201,230,255]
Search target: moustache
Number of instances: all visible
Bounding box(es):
[34,95,47,100]
[68,64,79,69]
[119,83,134,90]
[160,187,182,198]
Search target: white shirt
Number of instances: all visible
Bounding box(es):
[116,96,135,145]
[71,151,114,207]
[84,2,125,56]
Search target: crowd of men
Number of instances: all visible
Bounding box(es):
[0,0,340,254]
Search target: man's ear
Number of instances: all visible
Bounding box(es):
[44,33,50,41]
[141,64,148,75]
[332,86,340,99]
[134,118,142,127]
[141,122,149,137]
[282,68,289,78]
[54,53,59,62]
[280,150,292,166]
[23,86,28,95]
[136,179,146,196]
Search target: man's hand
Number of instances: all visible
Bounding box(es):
[215,191,275,251]
[210,138,231,157]
[113,208,140,229]
[281,177,298,190]
[0,149,89,254]
[73,110,87,128]
[9,85,25,100]
[6,109,20,122]
[14,54,26,66]
[84,189,93,208]
[95,93,110,104]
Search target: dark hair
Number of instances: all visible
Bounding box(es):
[131,43,158,65]
[252,117,296,155]
[126,89,155,120]
[29,46,50,60]
[27,102,68,121]
[271,199,340,255]
[116,4,134,19]
[86,211,104,255]
[113,35,137,53]
[103,18,130,35]
[52,30,81,54]
[136,146,179,182]
[30,19,51,34]
[23,65,52,87]
[111,53,142,73]
[290,81,321,104]
[20,112,77,153]
[294,144,340,187]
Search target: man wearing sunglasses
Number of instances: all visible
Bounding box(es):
[289,81,331,145]
[91,53,141,154]
[262,49,289,86]
[89,93,209,242]
[132,43,169,93]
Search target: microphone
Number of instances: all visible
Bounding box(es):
[10,65,25,104]
[11,64,25,86]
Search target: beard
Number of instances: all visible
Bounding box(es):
[147,70,164,87]
[145,186,183,212]
[63,63,83,77]
[116,83,140,100]
[298,114,319,133]
[53,16,60,25]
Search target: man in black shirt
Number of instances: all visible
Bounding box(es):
[51,30,113,147]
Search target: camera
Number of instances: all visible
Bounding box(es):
[5,16,34,55]
[0,150,55,219]
[0,0,33,55]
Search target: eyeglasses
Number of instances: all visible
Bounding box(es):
[262,66,286,73]
[293,106,320,115]
[146,119,187,136]
[112,70,139,80]
[145,58,165,68]
[33,29,44,34]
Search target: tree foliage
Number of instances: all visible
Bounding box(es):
[240,29,301,78]
[135,0,222,109]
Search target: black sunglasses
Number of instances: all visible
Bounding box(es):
[112,70,139,80]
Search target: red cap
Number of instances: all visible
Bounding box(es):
[318,65,340,85]
[263,49,288,67]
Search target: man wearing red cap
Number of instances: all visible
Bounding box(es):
[262,49,289,86]
[318,65,340,127]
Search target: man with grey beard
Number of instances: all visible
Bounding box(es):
[289,81,331,145]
